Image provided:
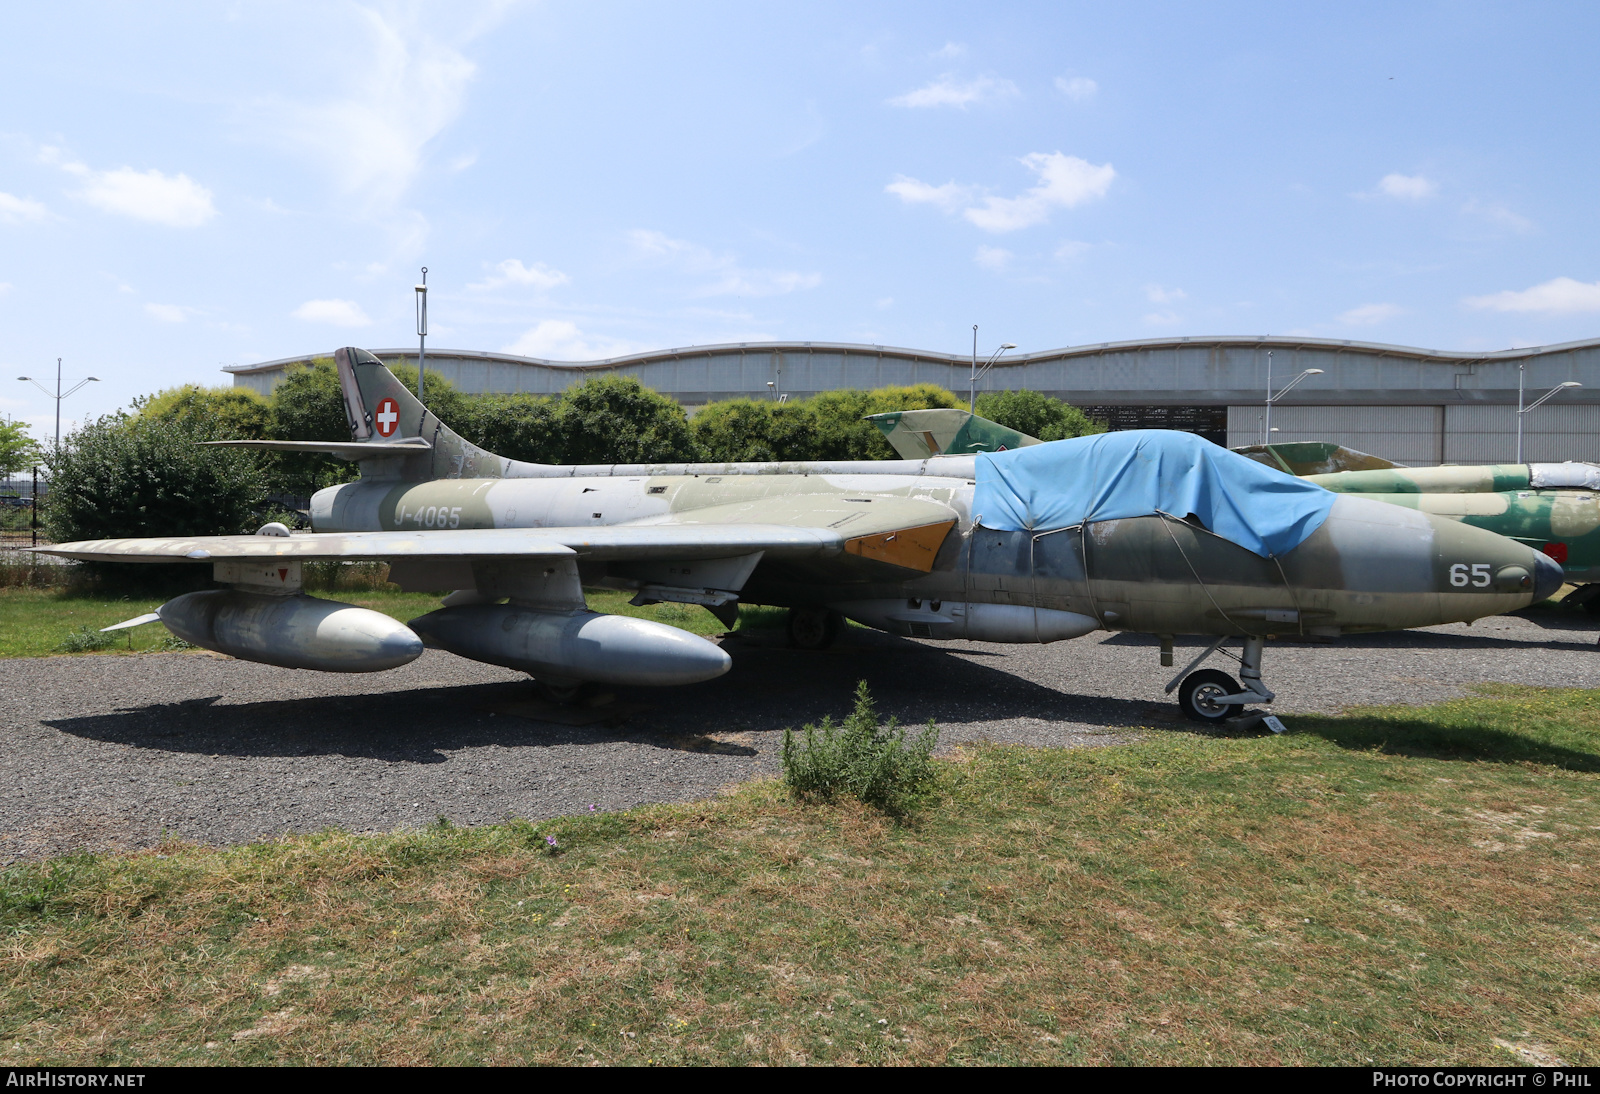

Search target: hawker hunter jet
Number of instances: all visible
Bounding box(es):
[42,349,1561,724]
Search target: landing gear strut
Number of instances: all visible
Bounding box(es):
[1168,635,1275,725]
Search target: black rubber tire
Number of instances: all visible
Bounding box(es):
[787,607,840,650]
[1178,668,1242,724]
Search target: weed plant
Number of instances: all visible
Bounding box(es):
[783,680,938,812]
[54,626,117,653]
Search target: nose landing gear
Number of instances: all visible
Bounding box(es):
[1168,635,1278,727]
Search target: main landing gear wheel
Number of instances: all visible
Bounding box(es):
[787,607,840,650]
[1178,669,1241,724]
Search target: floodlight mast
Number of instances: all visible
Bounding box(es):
[415,268,429,403]
[1515,363,1582,463]
[17,357,99,451]
[968,327,1018,413]
[1262,349,1323,442]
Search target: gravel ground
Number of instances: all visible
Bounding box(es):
[3,610,1598,861]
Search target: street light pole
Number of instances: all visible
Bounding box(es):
[970,338,1018,413]
[18,358,99,451]
[1515,363,1582,463]
[1264,353,1324,444]
[415,268,429,404]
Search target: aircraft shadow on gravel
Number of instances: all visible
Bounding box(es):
[43,633,1175,762]
[1102,624,1598,653]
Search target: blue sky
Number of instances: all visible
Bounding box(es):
[3,1,1599,434]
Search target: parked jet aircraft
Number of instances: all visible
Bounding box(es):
[41,349,1560,724]
[878,411,1596,612]
[1245,443,1600,613]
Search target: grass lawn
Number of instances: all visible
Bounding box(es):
[0,686,1596,1065]
[0,586,786,658]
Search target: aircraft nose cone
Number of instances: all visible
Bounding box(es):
[1534,550,1565,603]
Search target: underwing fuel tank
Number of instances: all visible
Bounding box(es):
[158,590,424,672]
[408,604,731,686]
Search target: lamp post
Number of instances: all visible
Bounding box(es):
[1516,364,1582,463]
[1263,350,1323,442]
[415,267,429,403]
[968,326,1017,413]
[18,358,99,451]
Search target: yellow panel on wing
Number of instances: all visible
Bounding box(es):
[844,520,956,572]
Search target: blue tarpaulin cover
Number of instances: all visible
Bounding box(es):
[972,429,1335,558]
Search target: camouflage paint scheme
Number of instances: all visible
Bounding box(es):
[879,412,1599,586]
[865,409,1040,459]
[41,350,1560,715]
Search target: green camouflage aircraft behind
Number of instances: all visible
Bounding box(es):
[876,411,1597,611]
[38,351,1559,725]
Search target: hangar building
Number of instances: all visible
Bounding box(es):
[225,335,1600,465]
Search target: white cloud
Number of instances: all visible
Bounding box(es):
[243,6,496,214]
[1143,311,1181,326]
[888,74,1019,109]
[1465,277,1600,315]
[1461,199,1534,234]
[1339,302,1404,325]
[875,297,894,309]
[144,303,194,323]
[625,229,821,297]
[975,246,1012,271]
[1055,76,1098,101]
[883,176,974,212]
[0,283,11,295]
[931,42,965,59]
[292,298,372,327]
[44,152,217,227]
[889,154,1115,232]
[1375,173,1438,200]
[0,192,50,224]
[1144,283,1186,304]
[448,152,478,172]
[1054,240,1091,260]
[503,320,646,361]
[468,258,570,292]
[963,152,1115,232]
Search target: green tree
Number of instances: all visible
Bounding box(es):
[975,389,1106,442]
[689,399,818,462]
[808,383,962,461]
[44,414,266,543]
[457,393,561,464]
[547,376,698,464]
[134,384,272,439]
[0,419,42,477]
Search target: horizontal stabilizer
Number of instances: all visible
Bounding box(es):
[200,438,432,460]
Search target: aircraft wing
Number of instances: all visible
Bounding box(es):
[36,525,846,565]
[40,493,960,574]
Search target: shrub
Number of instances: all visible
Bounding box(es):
[782,680,939,812]
[44,414,266,543]
[57,626,117,653]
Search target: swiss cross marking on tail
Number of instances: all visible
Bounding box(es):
[375,398,400,437]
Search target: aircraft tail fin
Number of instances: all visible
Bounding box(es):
[867,408,1041,459]
[333,346,514,480]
